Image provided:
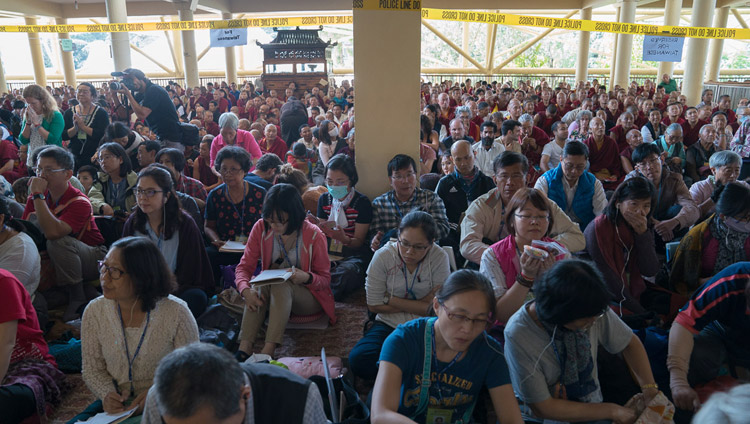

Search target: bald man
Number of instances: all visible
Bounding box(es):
[436,140,495,226]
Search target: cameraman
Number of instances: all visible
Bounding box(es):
[111,68,183,150]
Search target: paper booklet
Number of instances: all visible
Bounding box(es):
[219,240,246,252]
[250,269,294,286]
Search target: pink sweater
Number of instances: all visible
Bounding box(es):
[209,129,263,165]
[235,219,336,324]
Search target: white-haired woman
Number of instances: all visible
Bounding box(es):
[209,112,262,167]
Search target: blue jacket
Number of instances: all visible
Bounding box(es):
[543,164,597,230]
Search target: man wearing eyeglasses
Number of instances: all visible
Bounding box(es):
[22,146,106,321]
[627,143,699,248]
[460,151,584,267]
[535,141,607,232]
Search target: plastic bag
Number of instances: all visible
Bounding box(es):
[624,391,675,424]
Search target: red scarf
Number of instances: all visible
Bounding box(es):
[592,214,646,301]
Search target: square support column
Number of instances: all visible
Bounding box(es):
[25,17,47,87]
[657,0,683,79]
[56,18,77,88]
[105,0,131,71]
[613,0,637,89]
[683,0,717,104]
[576,8,592,84]
[353,5,421,198]
[706,7,730,81]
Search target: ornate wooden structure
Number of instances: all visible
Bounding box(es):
[256,26,336,95]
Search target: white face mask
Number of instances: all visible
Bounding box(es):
[329,127,339,138]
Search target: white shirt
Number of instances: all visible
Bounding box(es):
[472,141,505,177]
[541,141,564,170]
[534,174,608,224]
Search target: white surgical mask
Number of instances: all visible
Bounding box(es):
[329,127,339,138]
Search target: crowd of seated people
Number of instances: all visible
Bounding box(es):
[4,73,750,423]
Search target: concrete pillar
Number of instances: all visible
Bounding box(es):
[683,0,717,105]
[462,22,470,68]
[105,0,131,71]
[657,0,683,79]
[353,7,421,198]
[613,0,637,89]
[706,6,730,81]
[0,53,7,94]
[178,7,200,88]
[25,17,47,87]
[576,8,592,84]
[609,6,621,89]
[172,16,184,77]
[56,18,77,87]
[222,12,238,85]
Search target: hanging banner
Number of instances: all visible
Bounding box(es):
[642,35,684,62]
[210,28,247,47]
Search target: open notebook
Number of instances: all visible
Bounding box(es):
[250,269,294,286]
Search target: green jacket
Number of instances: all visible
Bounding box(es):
[658,79,678,94]
[19,110,64,146]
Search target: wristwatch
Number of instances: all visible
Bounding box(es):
[383,293,391,305]
[32,193,46,201]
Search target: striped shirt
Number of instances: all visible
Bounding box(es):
[675,262,750,343]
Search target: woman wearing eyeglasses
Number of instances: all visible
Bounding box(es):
[204,146,265,283]
[480,188,563,323]
[504,260,658,424]
[71,237,198,423]
[371,269,523,424]
[234,183,335,359]
[122,166,214,317]
[88,142,138,217]
[349,211,450,381]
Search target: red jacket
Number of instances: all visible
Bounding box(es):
[235,220,336,324]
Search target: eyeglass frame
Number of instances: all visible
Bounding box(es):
[97,260,126,280]
[33,167,67,176]
[397,238,430,253]
[438,301,492,328]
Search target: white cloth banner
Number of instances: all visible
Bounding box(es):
[210,28,247,47]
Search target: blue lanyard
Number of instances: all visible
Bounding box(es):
[430,320,462,402]
[391,191,414,219]
[117,304,150,398]
[225,182,246,236]
[278,233,299,267]
[402,262,421,300]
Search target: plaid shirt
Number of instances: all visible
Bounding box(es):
[370,188,450,241]
[731,119,750,158]
[177,174,207,200]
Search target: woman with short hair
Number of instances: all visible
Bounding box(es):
[62,82,110,170]
[72,237,199,423]
[234,184,334,359]
[209,112,262,167]
[371,269,522,424]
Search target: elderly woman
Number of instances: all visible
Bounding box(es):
[89,142,138,217]
[690,150,745,220]
[62,82,110,170]
[70,237,199,423]
[209,112,262,167]
[568,110,592,143]
[19,84,64,166]
[670,182,750,297]
[234,184,335,359]
[686,124,719,183]
[205,146,266,283]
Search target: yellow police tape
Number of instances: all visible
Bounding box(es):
[0,7,747,40]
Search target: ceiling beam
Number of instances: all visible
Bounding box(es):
[0,0,62,18]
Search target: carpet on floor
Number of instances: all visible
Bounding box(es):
[48,289,368,423]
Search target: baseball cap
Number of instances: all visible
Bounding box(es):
[111,68,146,79]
